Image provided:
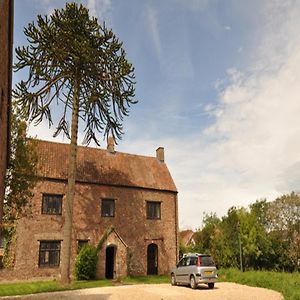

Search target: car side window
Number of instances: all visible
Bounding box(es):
[190,257,197,265]
[186,257,191,266]
[178,257,186,267]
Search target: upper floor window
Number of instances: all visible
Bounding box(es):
[42,194,63,215]
[39,241,61,268]
[101,199,115,217]
[147,201,161,220]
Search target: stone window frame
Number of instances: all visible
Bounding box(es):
[146,201,161,220]
[41,193,63,215]
[101,198,116,217]
[38,240,61,268]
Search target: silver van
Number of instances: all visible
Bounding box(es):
[170,253,218,289]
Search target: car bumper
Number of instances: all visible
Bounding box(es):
[195,275,218,284]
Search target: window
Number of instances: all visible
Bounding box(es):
[177,257,186,267]
[42,194,62,215]
[190,257,197,266]
[147,201,161,219]
[39,241,61,267]
[199,255,215,266]
[101,199,115,217]
[77,240,89,253]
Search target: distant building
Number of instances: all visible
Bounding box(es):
[0,0,14,263]
[11,139,178,280]
[179,230,196,247]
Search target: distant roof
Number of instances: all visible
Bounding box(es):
[35,139,177,193]
[179,230,195,246]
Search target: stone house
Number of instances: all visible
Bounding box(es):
[0,0,14,262]
[13,139,178,279]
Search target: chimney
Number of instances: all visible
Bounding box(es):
[156,147,164,162]
[107,136,115,153]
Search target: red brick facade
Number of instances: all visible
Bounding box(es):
[0,0,13,229]
[0,0,13,264]
[10,140,178,280]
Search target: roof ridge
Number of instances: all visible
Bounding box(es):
[31,138,158,161]
[34,138,177,193]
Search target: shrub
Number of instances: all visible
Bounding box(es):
[75,244,98,280]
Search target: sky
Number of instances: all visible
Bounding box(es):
[13,0,300,229]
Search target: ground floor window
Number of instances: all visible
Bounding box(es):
[77,239,89,253]
[39,241,61,267]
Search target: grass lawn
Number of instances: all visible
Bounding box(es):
[1,270,299,299]
[219,268,300,300]
[0,279,113,297]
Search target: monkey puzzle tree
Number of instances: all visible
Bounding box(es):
[13,3,136,284]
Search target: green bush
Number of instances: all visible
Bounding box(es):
[74,244,98,280]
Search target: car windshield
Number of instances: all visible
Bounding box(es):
[200,255,215,266]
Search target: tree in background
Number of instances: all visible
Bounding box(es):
[267,192,300,271]
[2,103,38,268]
[193,192,300,272]
[13,3,136,284]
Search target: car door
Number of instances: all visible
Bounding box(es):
[175,257,187,284]
[183,256,192,283]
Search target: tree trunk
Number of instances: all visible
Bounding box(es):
[60,80,80,285]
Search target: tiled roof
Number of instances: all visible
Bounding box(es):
[35,139,177,193]
[179,230,195,246]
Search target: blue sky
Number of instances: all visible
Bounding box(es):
[13,0,300,229]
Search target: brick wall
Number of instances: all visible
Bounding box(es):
[11,179,178,280]
[0,0,13,227]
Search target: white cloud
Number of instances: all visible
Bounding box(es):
[145,4,162,59]
[143,4,194,80]
[86,0,98,18]
[86,0,112,21]
[192,1,300,224]
[26,0,300,230]
[121,1,300,229]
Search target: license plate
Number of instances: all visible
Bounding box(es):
[204,271,213,275]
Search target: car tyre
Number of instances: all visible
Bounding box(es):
[208,283,214,289]
[171,273,177,286]
[190,275,197,289]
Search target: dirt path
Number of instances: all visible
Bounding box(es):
[3,283,284,300]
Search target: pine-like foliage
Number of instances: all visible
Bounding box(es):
[13,3,137,283]
[13,2,136,144]
[3,103,38,268]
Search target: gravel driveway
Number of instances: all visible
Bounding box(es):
[3,283,284,300]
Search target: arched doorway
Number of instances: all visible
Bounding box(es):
[147,243,158,275]
[105,245,116,279]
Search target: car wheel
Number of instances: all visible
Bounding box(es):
[190,275,197,289]
[171,273,177,286]
[208,283,214,289]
